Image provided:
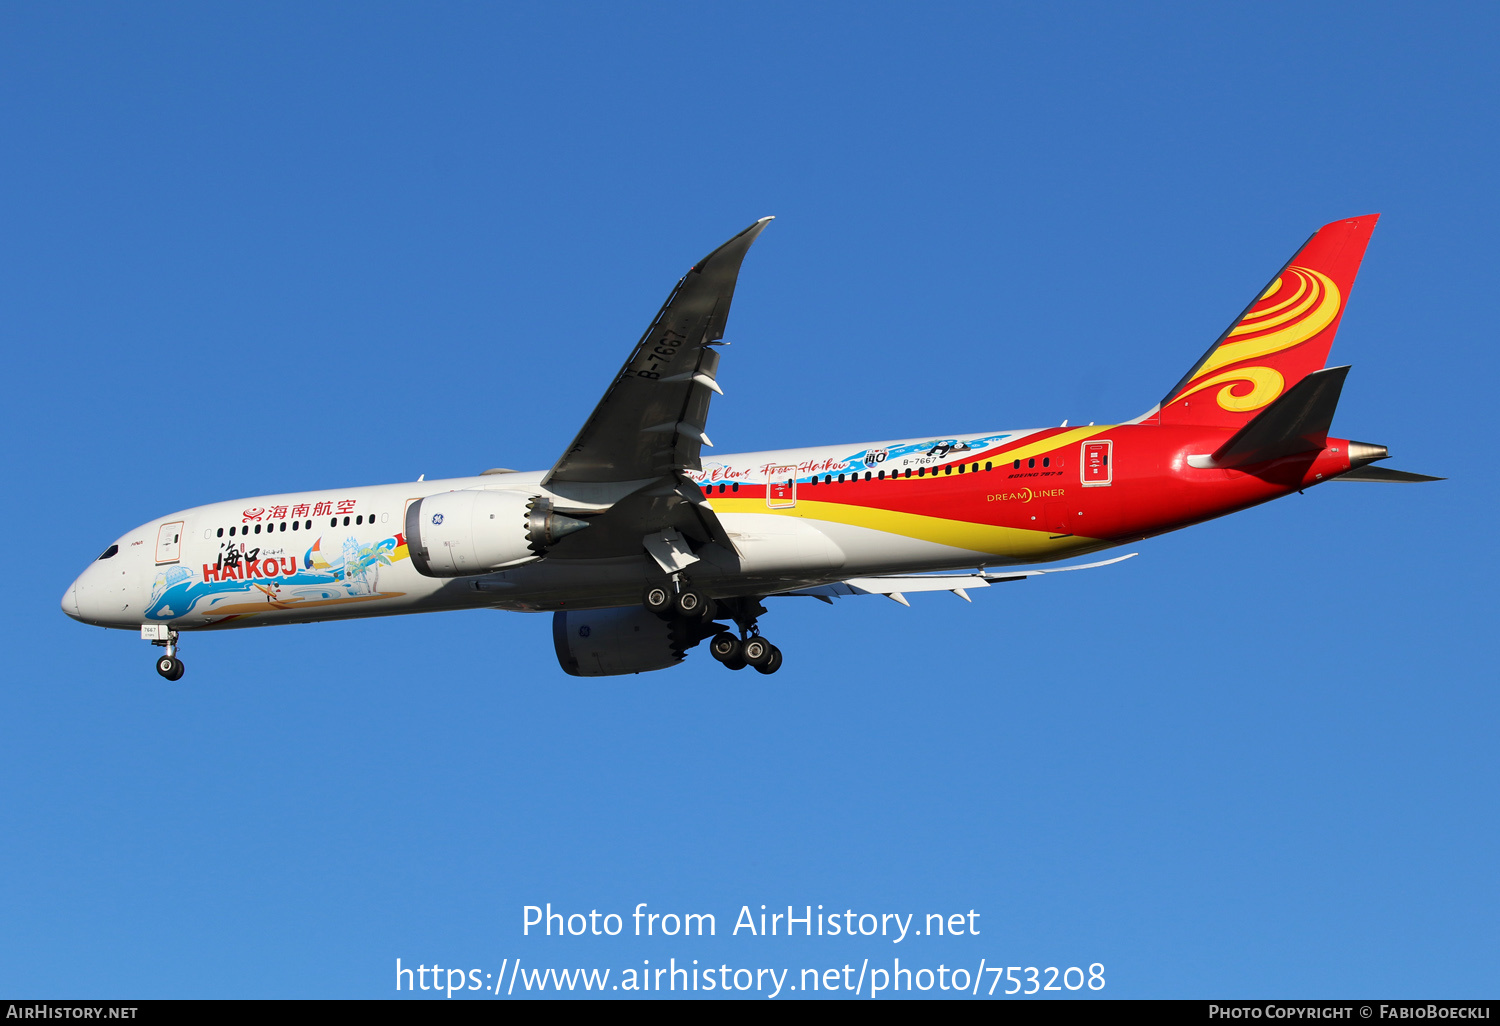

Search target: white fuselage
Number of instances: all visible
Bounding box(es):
[62,427,1104,633]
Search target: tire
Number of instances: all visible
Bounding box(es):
[157,656,184,681]
[642,584,673,618]
[723,656,747,671]
[167,659,186,682]
[742,637,772,668]
[754,645,783,675]
[708,633,742,663]
[674,589,709,620]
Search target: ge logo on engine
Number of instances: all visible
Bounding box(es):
[579,626,591,637]
[432,513,444,525]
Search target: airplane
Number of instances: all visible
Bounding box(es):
[62,214,1439,680]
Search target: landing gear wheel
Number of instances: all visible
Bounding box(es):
[753,645,783,675]
[674,589,710,620]
[156,656,185,681]
[642,584,673,619]
[722,656,747,671]
[709,632,742,663]
[742,637,774,669]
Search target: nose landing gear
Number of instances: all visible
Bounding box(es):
[142,624,185,680]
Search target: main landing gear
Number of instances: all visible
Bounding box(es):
[710,632,783,675]
[143,625,185,680]
[642,581,710,621]
[642,584,783,674]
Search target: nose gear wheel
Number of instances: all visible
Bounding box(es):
[146,627,186,680]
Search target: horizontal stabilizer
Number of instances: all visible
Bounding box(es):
[1333,465,1444,483]
[1206,365,1349,469]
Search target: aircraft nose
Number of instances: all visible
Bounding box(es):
[61,580,82,621]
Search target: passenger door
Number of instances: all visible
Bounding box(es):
[155,521,184,564]
[766,466,797,509]
[1081,440,1113,486]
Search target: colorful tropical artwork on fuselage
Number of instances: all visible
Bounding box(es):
[146,532,411,622]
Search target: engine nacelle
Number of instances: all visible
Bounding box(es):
[552,607,690,677]
[406,491,588,578]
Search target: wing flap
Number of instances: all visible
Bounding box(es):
[781,553,1138,602]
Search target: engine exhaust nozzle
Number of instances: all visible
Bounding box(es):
[526,497,590,551]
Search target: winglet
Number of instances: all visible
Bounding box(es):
[690,216,774,275]
[544,218,774,487]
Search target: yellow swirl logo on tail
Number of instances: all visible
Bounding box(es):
[1173,366,1285,412]
[1172,266,1342,412]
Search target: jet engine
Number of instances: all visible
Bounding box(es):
[552,607,697,677]
[405,491,589,578]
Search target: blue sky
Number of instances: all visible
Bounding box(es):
[2,2,1495,999]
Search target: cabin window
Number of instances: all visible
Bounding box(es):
[719,484,726,493]
[216,528,224,538]
[356,515,363,525]
[97,544,118,560]
[838,473,845,483]
[1028,458,1036,469]
[878,470,885,480]
[957,463,965,473]
[253,524,261,534]
[304,521,312,530]
[917,467,925,477]
[904,468,912,478]
[280,521,287,531]
[343,516,351,526]
[731,483,739,492]
[291,520,299,531]
[1013,460,1020,469]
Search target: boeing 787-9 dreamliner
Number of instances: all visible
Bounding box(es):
[63,215,1438,679]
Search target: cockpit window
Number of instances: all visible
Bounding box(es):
[97,544,119,560]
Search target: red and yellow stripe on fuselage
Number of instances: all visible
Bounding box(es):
[706,424,1354,566]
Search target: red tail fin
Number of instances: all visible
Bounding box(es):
[1152,214,1379,429]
